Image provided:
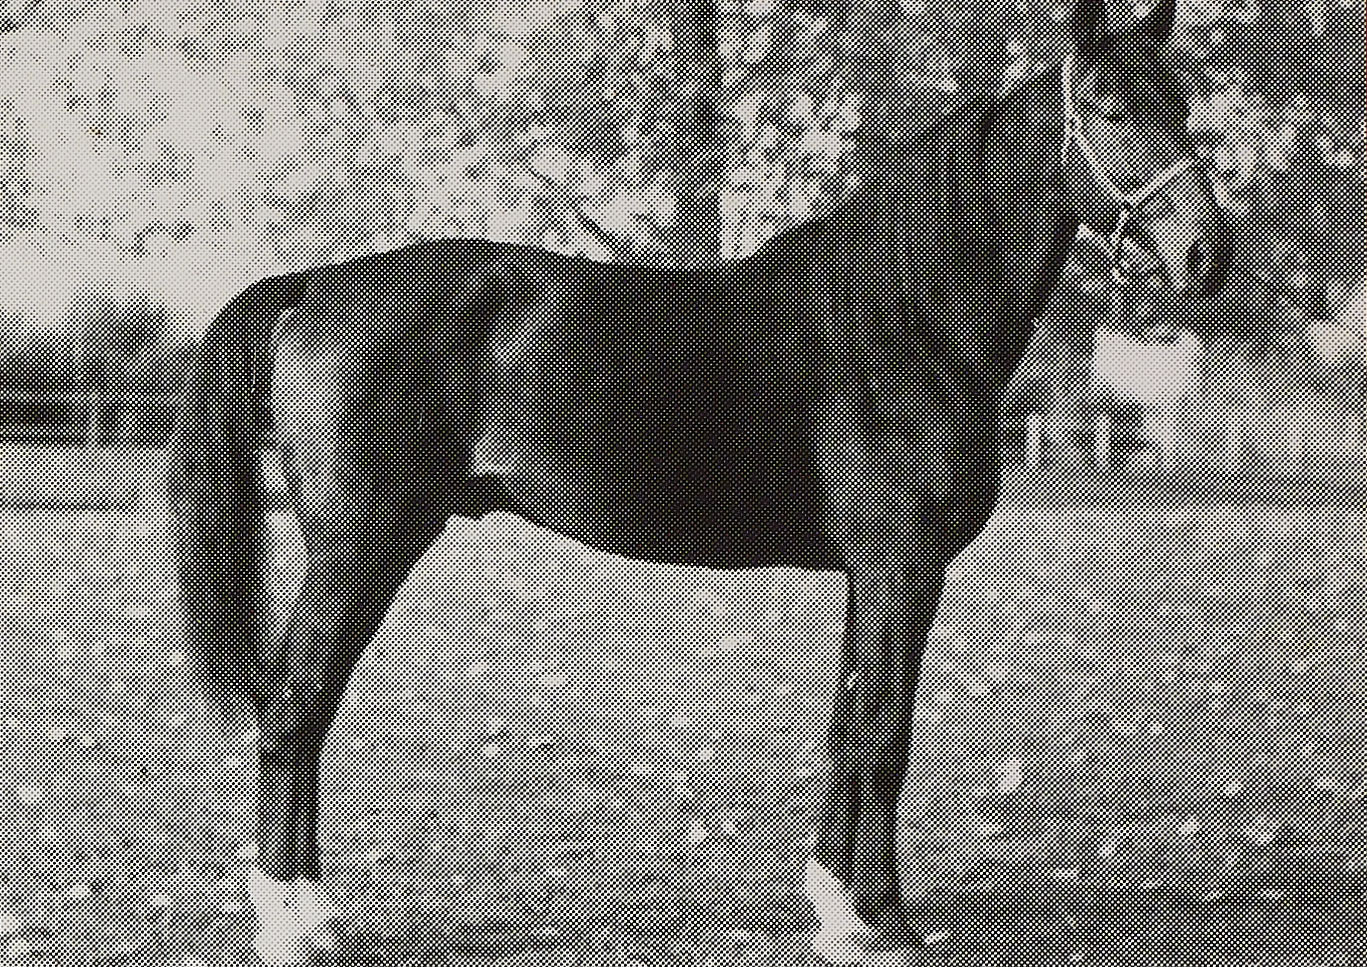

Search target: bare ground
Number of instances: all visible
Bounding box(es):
[0,483,1364,964]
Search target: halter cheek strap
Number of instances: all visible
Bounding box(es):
[1061,54,1200,278]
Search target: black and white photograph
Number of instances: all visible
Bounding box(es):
[0,0,1359,962]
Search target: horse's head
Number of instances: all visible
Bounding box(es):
[1064,0,1232,299]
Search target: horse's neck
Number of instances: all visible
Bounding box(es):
[887,66,1078,400]
[980,65,1080,386]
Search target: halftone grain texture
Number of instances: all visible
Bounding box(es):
[0,493,1362,963]
[0,0,1355,965]
[152,2,1242,958]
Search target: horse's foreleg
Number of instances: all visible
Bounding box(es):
[811,553,945,961]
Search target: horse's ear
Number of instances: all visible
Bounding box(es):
[1069,0,1108,59]
[1134,0,1176,44]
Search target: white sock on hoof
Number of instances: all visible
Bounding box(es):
[253,920,312,967]
[248,868,294,921]
[247,868,310,966]
[806,859,884,966]
[294,879,340,951]
[812,932,913,967]
[804,859,871,936]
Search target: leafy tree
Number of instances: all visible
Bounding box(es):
[0,0,1354,378]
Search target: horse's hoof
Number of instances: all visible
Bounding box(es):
[804,859,871,936]
[295,880,342,952]
[253,918,314,966]
[812,928,916,967]
[805,860,918,966]
[247,869,314,965]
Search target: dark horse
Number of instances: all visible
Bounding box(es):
[169,1,1230,962]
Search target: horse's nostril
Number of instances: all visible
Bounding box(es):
[1187,240,1208,288]
[1192,221,1234,295]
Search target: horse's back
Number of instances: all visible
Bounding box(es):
[266,224,999,571]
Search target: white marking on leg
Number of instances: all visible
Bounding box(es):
[295,879,341,952]
[805,858,871,935]
[248,868,311,966]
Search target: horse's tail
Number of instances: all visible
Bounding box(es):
[167,271,307,733]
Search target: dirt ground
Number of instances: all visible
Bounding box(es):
[0,483,1363,964]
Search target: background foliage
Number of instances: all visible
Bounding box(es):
[0,0,1358,440]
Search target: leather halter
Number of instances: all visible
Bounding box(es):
[1061,53,1201,284]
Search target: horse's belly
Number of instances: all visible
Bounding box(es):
[469,384,833,570]
[490,466,834,571]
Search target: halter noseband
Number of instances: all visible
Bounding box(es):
[1062,53,1200,284]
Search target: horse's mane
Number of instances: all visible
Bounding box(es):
[827,64,1076,403]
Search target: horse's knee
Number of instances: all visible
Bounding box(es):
[840,657,913,769]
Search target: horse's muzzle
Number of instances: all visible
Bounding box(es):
[1186,228,1232,297]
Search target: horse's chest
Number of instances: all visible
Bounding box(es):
[821,363,1000,555]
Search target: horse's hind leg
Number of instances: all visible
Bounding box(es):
[251,506,444,962]
[255,517,444,877]
[251,318,451,962]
